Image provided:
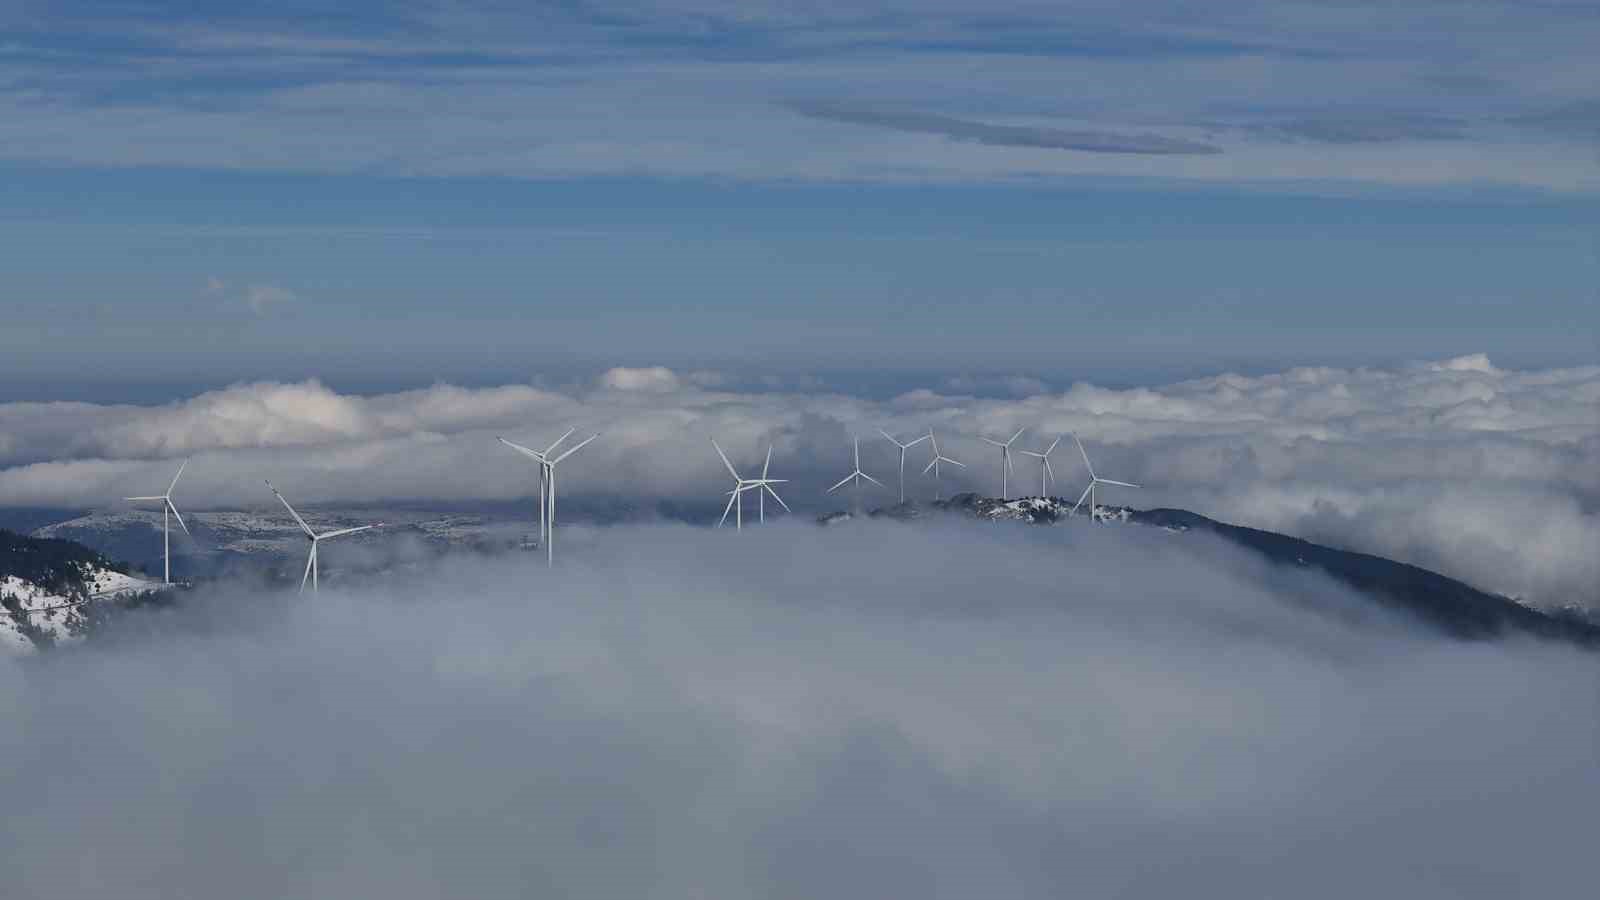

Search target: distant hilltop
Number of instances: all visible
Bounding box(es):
[1,529,164,654]
[823,493,1600,648]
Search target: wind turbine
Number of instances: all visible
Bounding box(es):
[125,458,191,584]
[266,481,383,594]
[979,428,1026,500]
[539,432,599,566]
[712,439,790,529]
[827,436,884,510]
[497,427,575,555]
[921,429,966,500]
[1070,434,1141,521]
[1017,437,1062,499]
[879,429,930,504]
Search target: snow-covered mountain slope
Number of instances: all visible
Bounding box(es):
[1,531,162,655]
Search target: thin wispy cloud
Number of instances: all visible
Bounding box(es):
[1,1,1598,189]
[205,277,300,316]
[783,99,1222,155]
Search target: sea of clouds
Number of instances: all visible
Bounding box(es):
[3,522,1596,898]
[0,353,1595,607]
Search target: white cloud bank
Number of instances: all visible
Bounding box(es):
[2,523,1597,898]
[0,355,1595,607]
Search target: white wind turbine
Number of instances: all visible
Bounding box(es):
[497,428,575,557]
[539,432,599,565]
[979,427,1026,500]
[266,481,383,594]
[827,436,884,509]
[879,429,931,504]
[125,458,191,584]
[1070,434,1140,521]
[1017,437,1062,499]
[712,439,790,529]
[921,429,966,500]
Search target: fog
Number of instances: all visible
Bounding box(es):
[3,521,1596,898]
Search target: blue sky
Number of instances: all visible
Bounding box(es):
[2,1,1596,398]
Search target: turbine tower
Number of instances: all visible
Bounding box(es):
[826,436,884,510]
[1070,434,1141,522]
[712,439,790,529]
[921,429,966,500]
[497,427,575,555]
[979,428,1026,500]
[266,481,383,593]
[879,429,930,504]
[125,458,191,584]
[1017,437,1062,499]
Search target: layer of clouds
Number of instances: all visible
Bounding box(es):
[0,355,1596,607]
[3,523,1597,898]
[2,2,1599,189]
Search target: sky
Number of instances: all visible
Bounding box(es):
[2,0,1597,395]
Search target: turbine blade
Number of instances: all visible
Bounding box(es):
[979,437,1005,447]
[319,523,382,540]
[860,472,885,488]
[763,483,792,513]
[550,433,598,465]
[1071,484,1092,515]
[543,427,576,457]
[922,458,938,474]
[1018,450,1044,459]
[1098,479,1140,488]
[1044,459,1055,485]
[167,501,190,536]
[944,456,967,468]
[762,444,773,480]
[904,433,930,447]
[1009,427,1026,445]
[167,457,189,495]
[711,438,741,480]
[1074,433,1095,479]
[266,481,316,538]
[1046,437,1061,456]
[718,489,738,527]
[879,428,902,448]
[125,496,165,501]
[498,436,546,462]
[827,473,854,494]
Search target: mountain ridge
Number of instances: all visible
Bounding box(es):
[838,493,1600,647]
